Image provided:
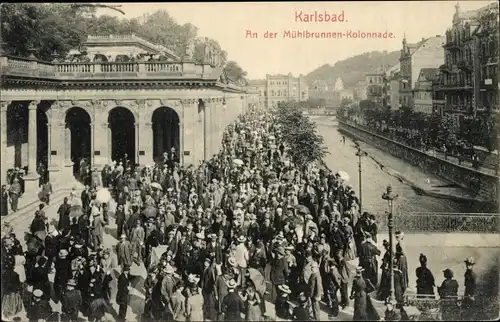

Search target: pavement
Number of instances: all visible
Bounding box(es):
[7,187,499,321]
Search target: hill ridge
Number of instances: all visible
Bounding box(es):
[305,50,400,88]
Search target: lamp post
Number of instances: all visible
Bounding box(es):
[382,185,399,305]
[355,143,368,213]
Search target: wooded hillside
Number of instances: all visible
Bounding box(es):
[305,50,400,88]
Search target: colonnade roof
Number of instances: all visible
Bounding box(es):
[0,55,248,94]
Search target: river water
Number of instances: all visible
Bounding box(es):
[313,117,490,214]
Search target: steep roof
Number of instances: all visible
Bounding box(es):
[459,2,498,20]
[418,68,439,82]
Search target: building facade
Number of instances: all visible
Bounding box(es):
[413,68,439,114]
[438,2,498,120]
[365,72,387,105]
[399,35,445,107]
[266,73,309,108]
[246,80,267,109]
[1,36,251,193]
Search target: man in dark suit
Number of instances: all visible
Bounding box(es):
[27,289,53,321]
[329,222,346,263]
[222,279,245,321]
[358,233,381,288]
[81,185,91,214]
[61,279,82,321]
[116,265,131,322]
[368,214,378,243]
[308,261,323,320]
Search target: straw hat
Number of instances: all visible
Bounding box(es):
[235,202,243,208]
[187,274,200,285]
[227,279,237,289]
[278,285,292,294]
[33,289,44,298]
[165,264,175,274]
[67,279,77,286]
[274,247,285,257]
[228,257,237,267]
[356,267,365,273]
[464,257,475,265]
[237,235,246,243]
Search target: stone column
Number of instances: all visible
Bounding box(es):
[88,123,94,166]
[91,122,108,170]
[134,123,139,165]
[1,101,10,186]
[48,121,66,185]
[107,124,112,163]
[138,122,153,166]
[180,99,193,165]
[63,124,74,179]
[203,102,209,161]
[24,100,41,193]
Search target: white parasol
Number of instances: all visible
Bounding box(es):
[336,170,350,182]
[233,159,244,166]
[150,182,162,190]
[95,188,112,204]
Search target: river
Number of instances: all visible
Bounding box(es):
[313,117,487,214]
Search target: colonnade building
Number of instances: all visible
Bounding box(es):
[1,35,260,194]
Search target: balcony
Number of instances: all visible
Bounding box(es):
[443,40,461,50]
[480,75,498,89]
[0,56,203,81]
[446,104,473,113]
[457,60,473,71]
[438,80,473,91]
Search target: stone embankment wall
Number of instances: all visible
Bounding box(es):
[337,121,499,203]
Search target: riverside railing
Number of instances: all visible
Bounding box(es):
[339,119,498,174]
[372,211,500,234]
[0,56,190,79]
[404,294,496,321]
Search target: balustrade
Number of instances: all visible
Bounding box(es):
[145,62,182,73]
[101,62,138,73]
[1,56,186,78]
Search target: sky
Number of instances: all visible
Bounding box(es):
[97,1,494,79]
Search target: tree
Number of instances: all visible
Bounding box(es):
[224,60,247,82]
[438,115,459,147]
[340,97,353,108]
[1,3,239,72]
[275,101,329,167]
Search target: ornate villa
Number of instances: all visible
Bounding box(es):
[0,34,260,193]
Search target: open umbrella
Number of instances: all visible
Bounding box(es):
[150,182,162,190]
[336,170,350,182]
[96,188,112,204]
[233,159,244,166]
[247,268,266,296]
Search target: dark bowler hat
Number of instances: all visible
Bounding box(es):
[464,257,475,265]
[443,268,454,278]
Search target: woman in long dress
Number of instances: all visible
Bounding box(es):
[1,261,23,320]
[341,217,357,261]
[185,283,204,322]
[244,285,262,321]
[68,190,83,220]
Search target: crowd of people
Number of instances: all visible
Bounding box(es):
[1,107,481,322]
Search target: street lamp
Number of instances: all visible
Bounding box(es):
[382,185,399,306]
[355,143,368,213]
